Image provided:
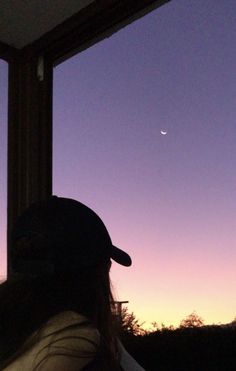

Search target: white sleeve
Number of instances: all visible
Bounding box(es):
[117,339,146,371]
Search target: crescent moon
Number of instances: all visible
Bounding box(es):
[160,130,167,135]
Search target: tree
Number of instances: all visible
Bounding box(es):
[149,322,175,332]
[180,312,204,328]
[118,307,146,336]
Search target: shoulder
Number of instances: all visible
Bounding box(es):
[41,310,100,343]
[34,311,100,369]
[4,311,100,371]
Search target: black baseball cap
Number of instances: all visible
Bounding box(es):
[12,196,132,276]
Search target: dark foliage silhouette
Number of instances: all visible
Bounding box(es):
[119,310,236,371]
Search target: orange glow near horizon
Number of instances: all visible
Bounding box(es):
[110,247,236,330]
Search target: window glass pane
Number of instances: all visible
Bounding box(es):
[0,60,8,282]
[53,0,236,328]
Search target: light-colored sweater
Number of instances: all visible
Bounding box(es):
[3,311,145,371]
[3,311,100,371]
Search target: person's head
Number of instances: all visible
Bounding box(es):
[1,196,132,369]
[11,195,131,319]
[11,195,132,277]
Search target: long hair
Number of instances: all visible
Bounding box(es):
[0,261,120,370]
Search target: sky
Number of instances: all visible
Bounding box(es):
[1,0,236,328]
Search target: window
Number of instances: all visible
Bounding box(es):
[53,0,236,328]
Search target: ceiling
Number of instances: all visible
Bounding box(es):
[0,0,94,49]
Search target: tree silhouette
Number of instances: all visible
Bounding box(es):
[180,311,204,328]
[119,307,146,336]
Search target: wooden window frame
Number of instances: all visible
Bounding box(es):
[3,0,170,276]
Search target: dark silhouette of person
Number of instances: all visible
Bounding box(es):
[0,196,145,371]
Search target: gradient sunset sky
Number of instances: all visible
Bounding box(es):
[1,0,236,329]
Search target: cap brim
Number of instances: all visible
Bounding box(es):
[110,245,132,267]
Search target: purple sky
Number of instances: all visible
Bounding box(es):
[1,0,236,327]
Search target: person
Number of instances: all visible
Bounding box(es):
[0,196,145,371]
